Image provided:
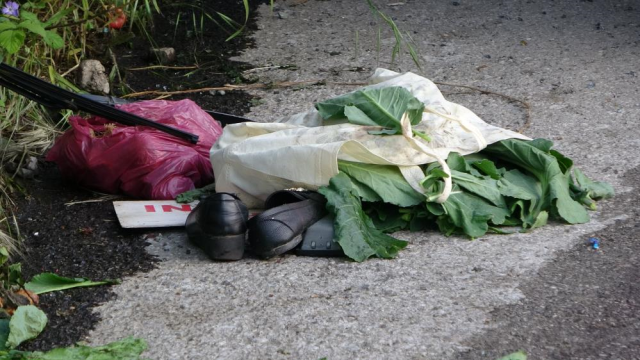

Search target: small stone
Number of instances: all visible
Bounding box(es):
[277,11,290,19]
[76,60,110,94]
[149,47,176,65]
[26,156,38,171]
[586,80,596,88]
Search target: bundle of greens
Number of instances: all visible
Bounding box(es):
[315,88,614,262]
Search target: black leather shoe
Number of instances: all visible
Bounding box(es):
[248,190,327,259]
[185,193,248,261]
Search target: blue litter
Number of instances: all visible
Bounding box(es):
[589,237,600,249]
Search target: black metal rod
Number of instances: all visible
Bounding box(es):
[0,78,66,109]
[81,95,255,127]
[0,63,199,144]
[82,94,256,127]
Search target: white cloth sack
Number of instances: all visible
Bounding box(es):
[210,69,530,208]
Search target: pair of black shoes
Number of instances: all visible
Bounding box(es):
[185,190,329,260]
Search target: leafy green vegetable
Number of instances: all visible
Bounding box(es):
[420,167,449,201]
[483,139,590,224]
[6,305,47,349]
[176,183,217,203]
[497,169,544,228]
[446,152,478,175]
[338,160,424,207]
[571,168,614,209]
[528,138,554,152]
[25,273,119,295]
[4,337,147,360]
[470,158,501,179]
[318,173,408,262]
[529,210,549,230]
[366,203,430,233]
[498,169,540,202]
[496,351,527,360]
[315,86,430,141]
[321,138,613,257]
[316,86,422,125]
[420,139,613,237]
[345,176,383,203]
[366,204,411,233]
[451,170,506,208]
[438,189,510,238]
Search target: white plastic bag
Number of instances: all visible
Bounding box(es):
[211,69,530,208]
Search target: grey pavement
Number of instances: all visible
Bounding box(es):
[87,1,639,359]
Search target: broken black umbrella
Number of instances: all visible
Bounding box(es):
[0,63,253,143]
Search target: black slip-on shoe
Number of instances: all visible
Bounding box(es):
[185,192,248,261]
[248,190,327,259]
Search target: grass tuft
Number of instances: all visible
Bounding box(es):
[364,0,423,71]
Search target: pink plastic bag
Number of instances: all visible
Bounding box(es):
[46,99,223,200]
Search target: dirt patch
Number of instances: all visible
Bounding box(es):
[455,167,640,360]
[14,164,157,351]
[11,0,264,351]
[112,0,265,114]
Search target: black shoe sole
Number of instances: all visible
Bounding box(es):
[195,233,245,261]
[255,234,303,259]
